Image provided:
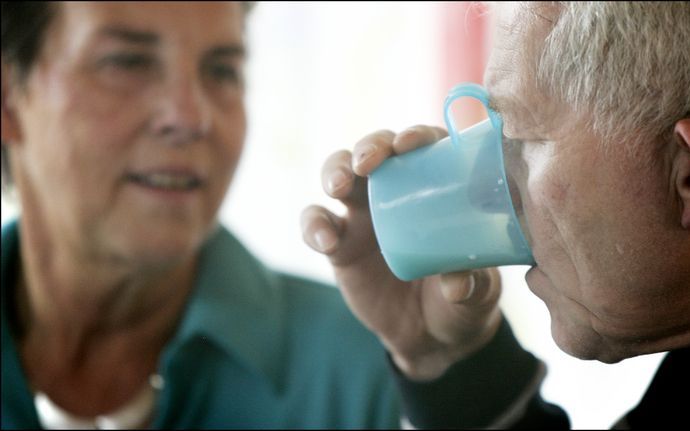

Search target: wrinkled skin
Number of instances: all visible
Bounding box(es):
[2,1,247,415]
[486,4,690,363]
[301,3,690,379]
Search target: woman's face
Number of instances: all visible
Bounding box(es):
[6,2,247,266]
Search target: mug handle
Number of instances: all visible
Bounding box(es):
[443,82,503,149]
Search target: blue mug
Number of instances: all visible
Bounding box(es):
[367,83,535,281]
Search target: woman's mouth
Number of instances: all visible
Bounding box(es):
[126,171,203,191]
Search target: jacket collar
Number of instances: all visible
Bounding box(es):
[162,223,286,392]
[1,220,286,393]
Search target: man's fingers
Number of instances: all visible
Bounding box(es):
[321,150,355,200]
[341,126,446,178]
[439,268,501,306]
[300,205,343,254]
[439,271,475,304]
[392,125,448,155]
[351,130,395,176]
[321,149,371,209]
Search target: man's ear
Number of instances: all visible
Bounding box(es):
[1,62,23,145]
[674,118,690,229]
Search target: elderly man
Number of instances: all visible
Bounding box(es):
[302,2,689,428]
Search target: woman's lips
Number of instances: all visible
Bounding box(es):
[125,169,204,191]
[127,172,202,191]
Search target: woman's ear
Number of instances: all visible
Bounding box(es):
[673,118,690,229]
[1,62,23,145]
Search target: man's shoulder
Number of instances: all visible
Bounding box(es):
[620,347,689,428]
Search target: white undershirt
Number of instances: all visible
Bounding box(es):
[34,374,164,430]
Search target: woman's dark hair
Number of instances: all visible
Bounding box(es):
[2,2,56,82]
[0,2,254,190]
[1,1,56,189]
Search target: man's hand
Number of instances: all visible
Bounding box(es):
[301,125,503,381]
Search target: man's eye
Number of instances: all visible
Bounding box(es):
[503,136,523,146]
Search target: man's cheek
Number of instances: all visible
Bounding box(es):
[523,180,571,260]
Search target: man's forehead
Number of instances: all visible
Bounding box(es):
[486,3,581,139]
[485,3,559,105]
[493,3,556,47]
[494,2,559,28]
[494,2,522,28]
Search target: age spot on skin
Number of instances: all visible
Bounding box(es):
[550,182,571,203]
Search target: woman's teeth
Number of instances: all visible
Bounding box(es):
[129,173,201,190]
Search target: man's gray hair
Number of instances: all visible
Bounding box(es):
[536,2,690,151]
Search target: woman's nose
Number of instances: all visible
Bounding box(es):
[151,70,211,146]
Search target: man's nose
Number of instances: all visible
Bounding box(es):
[152,71,211,145]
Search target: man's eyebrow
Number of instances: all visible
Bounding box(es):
[488,94,506,116]
[98,26,159,45]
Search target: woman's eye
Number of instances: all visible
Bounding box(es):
[94,53,158,90]
[102,53,155,70]
[207,63,240,83]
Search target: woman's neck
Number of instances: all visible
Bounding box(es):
[15,224,199,416]
[15,208,199,340]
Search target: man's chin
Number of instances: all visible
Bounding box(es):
[549,318,629,364]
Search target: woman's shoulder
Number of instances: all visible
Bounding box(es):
[195,224,384,356]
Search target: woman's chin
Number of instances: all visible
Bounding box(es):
[110,227,207,268]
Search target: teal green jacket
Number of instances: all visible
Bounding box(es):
[1,220,401,429]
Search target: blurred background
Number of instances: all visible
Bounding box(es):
[1,2,665,428]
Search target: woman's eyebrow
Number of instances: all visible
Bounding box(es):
[207,45,246,59]
[97,25,160,45]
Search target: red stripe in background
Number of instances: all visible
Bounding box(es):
[438,1,492,130]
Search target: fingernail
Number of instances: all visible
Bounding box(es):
[463,273,476,300]
[442,272,476,303]
[315,229,337,252]
[354,144,377,167]
[327,170,349,193]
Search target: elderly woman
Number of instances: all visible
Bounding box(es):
[3,2,496,429]
[1,2,415,429]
